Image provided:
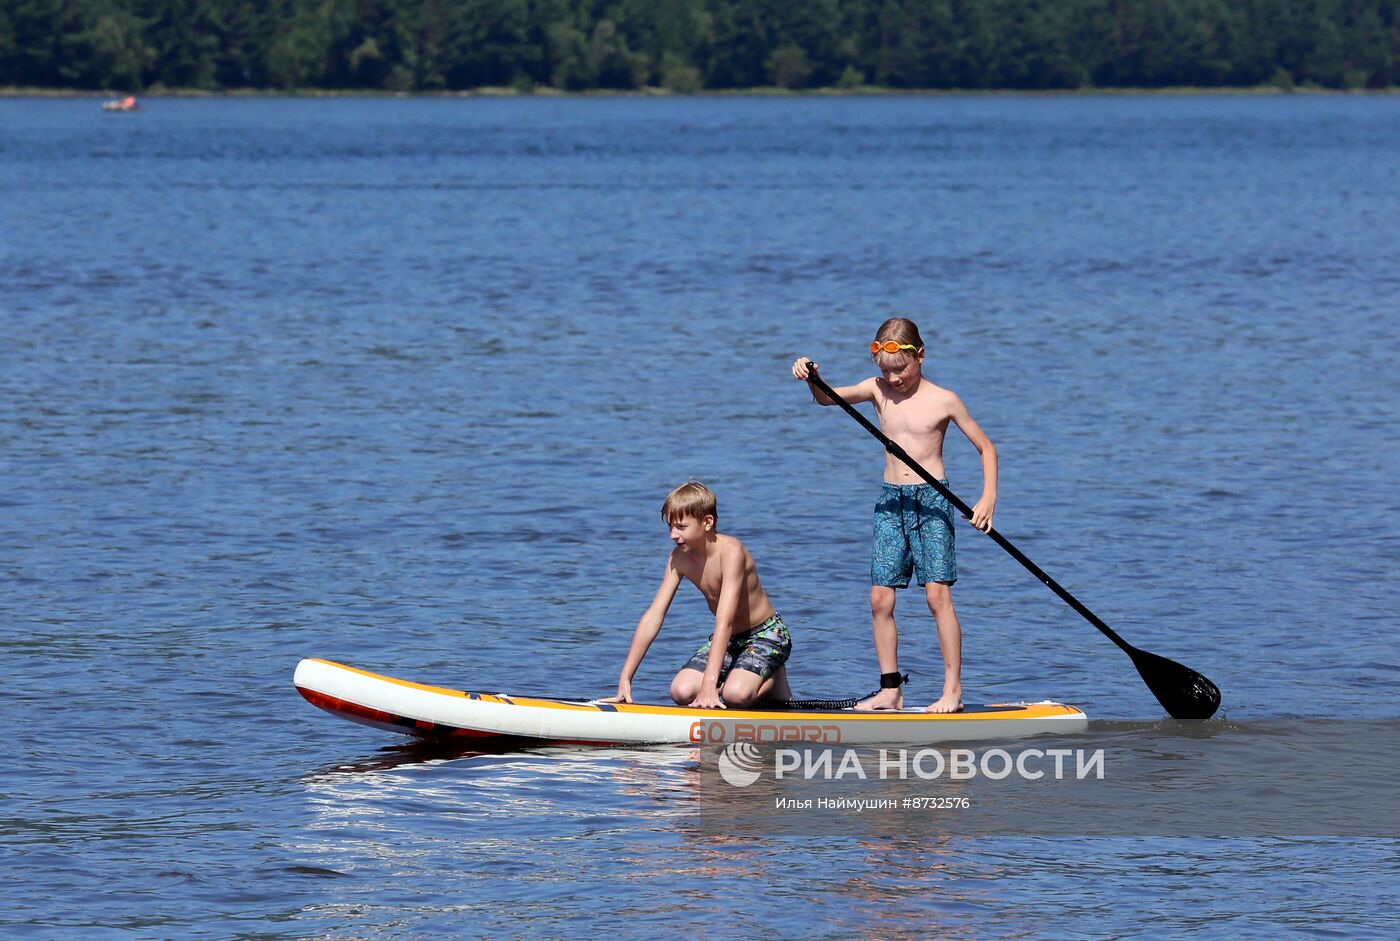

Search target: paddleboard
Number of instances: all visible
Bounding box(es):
[294,658,1088,745]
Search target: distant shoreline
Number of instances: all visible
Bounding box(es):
[4,84,1398,100]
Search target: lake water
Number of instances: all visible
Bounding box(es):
[3,94,1398,938]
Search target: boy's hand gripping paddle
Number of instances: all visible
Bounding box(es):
[805,366,1221,720]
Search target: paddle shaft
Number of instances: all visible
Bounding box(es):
[806,368,1137,656]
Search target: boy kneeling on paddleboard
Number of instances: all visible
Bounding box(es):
[602,482,793,709]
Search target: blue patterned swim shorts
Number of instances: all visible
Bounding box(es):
[683,613,792,681]
[871,482,957,587]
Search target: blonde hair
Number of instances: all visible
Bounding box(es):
[661,481,717,523]
[872,317,925,362]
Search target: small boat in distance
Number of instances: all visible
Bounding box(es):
[101,95,141,112]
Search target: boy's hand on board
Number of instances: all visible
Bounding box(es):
[598,678,633,704]
[689,685,726,709]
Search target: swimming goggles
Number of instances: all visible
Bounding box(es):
[870,340,922,354]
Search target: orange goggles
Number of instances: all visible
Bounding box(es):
[870,340,921,355]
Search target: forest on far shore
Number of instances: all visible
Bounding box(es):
[4,0,1397,93]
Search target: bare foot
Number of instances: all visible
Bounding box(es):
[925,691,964,714]
[855,688,904,711]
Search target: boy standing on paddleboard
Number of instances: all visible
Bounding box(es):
[792,318,997,713]
[602,482,793,709]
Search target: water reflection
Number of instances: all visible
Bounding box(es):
[294,739,1004,938]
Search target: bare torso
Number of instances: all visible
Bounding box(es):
[873,377,957,482]
[670,534,775,632]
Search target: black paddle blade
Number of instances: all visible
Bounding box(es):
[1127,646,1221,720]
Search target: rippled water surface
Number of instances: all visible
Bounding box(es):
[3,95,1399,938]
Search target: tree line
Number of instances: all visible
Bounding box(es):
[3,0,1396,93]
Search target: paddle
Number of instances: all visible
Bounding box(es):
[804,366,1221,720]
